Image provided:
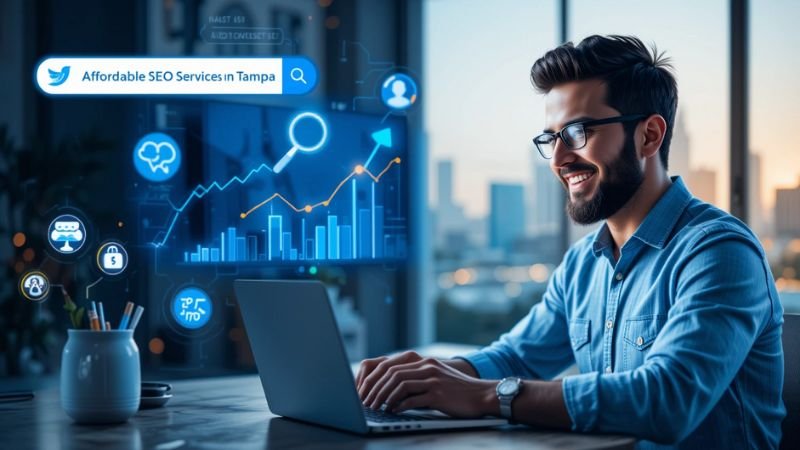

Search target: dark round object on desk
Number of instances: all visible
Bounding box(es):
[139,393,172,409]
[139,382,172,409]
[141,382,172,397]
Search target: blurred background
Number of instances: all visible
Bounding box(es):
[0,0,798,388]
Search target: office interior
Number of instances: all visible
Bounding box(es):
[1,0,799,448]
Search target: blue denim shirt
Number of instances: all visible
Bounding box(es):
[463,177,785,448]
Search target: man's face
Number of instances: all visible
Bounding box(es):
[544,80,644,224]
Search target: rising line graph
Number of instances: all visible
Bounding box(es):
[152,162,275,247]
[152,126,395,248]
[239,157,402,219]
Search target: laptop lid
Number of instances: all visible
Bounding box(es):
[234,279,369,434]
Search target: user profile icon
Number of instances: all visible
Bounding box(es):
[380,73,418,111]
[48,214,86,254]
[19,271,51,302]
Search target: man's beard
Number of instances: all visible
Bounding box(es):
[566,132,644,225]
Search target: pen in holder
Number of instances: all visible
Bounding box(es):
[60,329,140,423]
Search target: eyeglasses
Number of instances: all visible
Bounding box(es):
[532,114,646,159]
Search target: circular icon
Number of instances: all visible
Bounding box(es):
[48,214,87,254]
[133,132,182,182]
[273,112,329,174]
[171,287,213,329]
[96,241,129,275]
[19,271,51,302]
[380,73,418,111]
[290,67,307,84]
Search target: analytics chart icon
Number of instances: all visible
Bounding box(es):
[133,132,182,182]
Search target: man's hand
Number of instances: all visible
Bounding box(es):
[355,351,498,418]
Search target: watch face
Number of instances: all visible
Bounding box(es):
[498,379,518,396]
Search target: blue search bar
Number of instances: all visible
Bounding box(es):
[34,56,319,96]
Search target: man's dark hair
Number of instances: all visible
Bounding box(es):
[530,35,678,170]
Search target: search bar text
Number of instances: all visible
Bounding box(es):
[34,56,318,96]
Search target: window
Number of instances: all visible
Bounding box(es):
[569,0,730,242]
[749,0,800,307]
[424,0,557,344]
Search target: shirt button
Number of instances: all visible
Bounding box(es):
[615,273,623,281]
[606,320,614,329]
[605,366,612,373]
[635,336,644,346]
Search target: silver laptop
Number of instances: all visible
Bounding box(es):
[234,279,508,434]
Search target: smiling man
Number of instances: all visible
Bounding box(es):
[356,35,785,448]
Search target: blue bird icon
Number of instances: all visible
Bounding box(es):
[48,66,70,86]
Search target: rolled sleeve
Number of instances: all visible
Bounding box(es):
[459,351,507,380]
[562,371,600,431]
[456,262,575,381]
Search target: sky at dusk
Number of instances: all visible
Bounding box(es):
[424,0,800,216]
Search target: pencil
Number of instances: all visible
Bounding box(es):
[118,301,134,329]
[88,302,100,331]
[128,305,144,331]
[97,302,106,331]
[105,321,111,331]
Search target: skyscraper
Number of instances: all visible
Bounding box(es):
[489,183,526,251]
[688,168,718,206]
[530,158,560,235]
[670,112,691,179]
[748,152,766,237]
[776,178,800,236]
[435,159,467,247]
[437,159,454,209]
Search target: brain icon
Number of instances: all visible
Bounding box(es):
[137,140,177,174]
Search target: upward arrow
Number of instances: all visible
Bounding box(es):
[364,128,392,169]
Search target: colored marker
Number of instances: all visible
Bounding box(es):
[88,302,101,331]
[97,302,106,331]
[118,301,134,330]
[128,305,144,331]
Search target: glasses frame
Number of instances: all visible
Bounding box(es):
[532,114,647,159]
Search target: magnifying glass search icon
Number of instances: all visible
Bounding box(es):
[290,68,307,85]
[273,112,328,174]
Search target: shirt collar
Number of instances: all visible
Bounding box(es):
[592,176,693,256]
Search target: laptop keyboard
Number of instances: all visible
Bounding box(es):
[363,406,432,423]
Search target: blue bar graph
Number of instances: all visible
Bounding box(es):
[374,206,384,258]
[227,227,236,262]
[315,226,326,260]
[282,232,292,261]
[268,215,282,261]
[358,209,371,258]
[340,226,352,259]
[181,160,406,265]
[327,216,339,260]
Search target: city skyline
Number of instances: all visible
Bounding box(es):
[424,0,800,217]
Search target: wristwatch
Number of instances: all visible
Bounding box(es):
[496,377,522,420]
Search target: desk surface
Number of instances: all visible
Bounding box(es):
[3,375,635,450]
